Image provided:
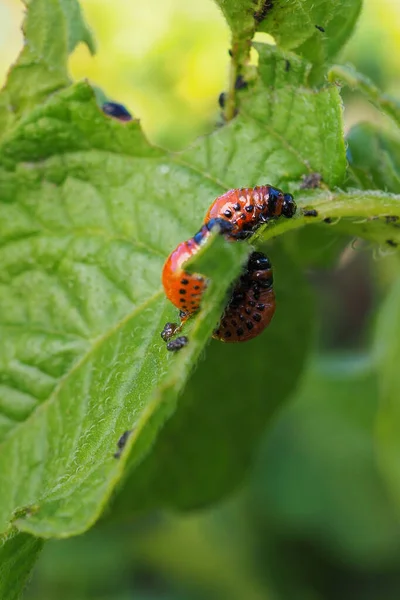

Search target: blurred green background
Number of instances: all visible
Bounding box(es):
[2,0,400,598]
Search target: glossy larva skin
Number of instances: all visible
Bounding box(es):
[161,227,209,320]
[213,252,275,342]
[204,186,296,239]
[160,186,295,348]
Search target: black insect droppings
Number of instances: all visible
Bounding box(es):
[315,24,325,32]
[167,336,189,352]
[235,75,248,90]
[114,429,132,459]
[254,0,273,24]
[161,322,178,342]
[303,209,319,217]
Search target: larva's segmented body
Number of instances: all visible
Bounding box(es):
[213,252,275,342]
[204,186,296,240]
[160,185,296,350]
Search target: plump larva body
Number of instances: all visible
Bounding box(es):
[162,236,206,317]
[161,219,233,322]
[161,185,294,349]
[204,186,296,239]
[213,252,275,342]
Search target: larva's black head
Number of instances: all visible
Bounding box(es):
[282,193,296,218]
[247,252,271,272]
[206,218,234,234]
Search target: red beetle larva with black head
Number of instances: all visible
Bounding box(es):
[213,251,275,342]
[161,218,233,345]
[204,185,296,240]
[161,185,296,350]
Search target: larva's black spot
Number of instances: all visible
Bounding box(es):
[253,313,262,322]
[179,289,187,294]
[181,278,189,285]
[236,327,244,336]
[246,321,254,330]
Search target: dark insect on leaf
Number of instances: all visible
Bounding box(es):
[102,101,133,121]
[114,430,133,459]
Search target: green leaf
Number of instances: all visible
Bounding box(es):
[0,0,94,136]
[257,0,362,75]
[0,531,43,600]
[252,354,400,564]
[0,39,386,539]
[58,0,95,55]
[346,122,400,193]
[0,111,247,536]
[109,246,314,512]
[375,275,400,513]
[214,0,361,77]
[329,64,400,128]
[183,44,347,189]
